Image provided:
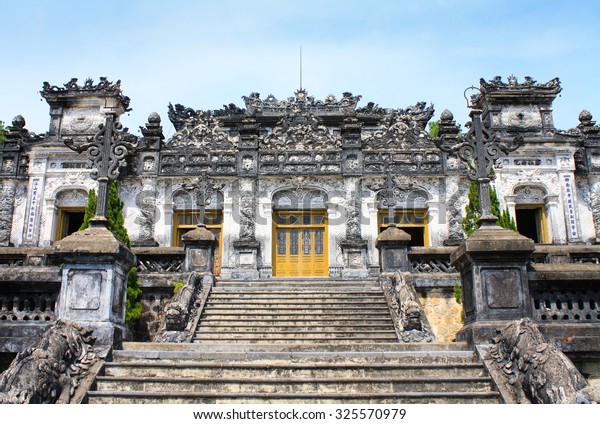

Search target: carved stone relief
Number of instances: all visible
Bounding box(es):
[0,180,17,245]
[514,186,546,204]
[262,113,342,151]
[57,189,88,207]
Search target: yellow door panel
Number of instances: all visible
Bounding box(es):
[273,211,327,277]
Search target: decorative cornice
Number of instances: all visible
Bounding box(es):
[41,77,131,111]
[242,90,362,115]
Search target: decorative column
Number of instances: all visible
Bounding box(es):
[133,177,159,247]
[576,110,600,243]
[230,119,261,280]
[232,178,260,280]
[2,116,43,247]
[341,178,369,278]
[544,194,561,244]
[434,95,530,345]
[0,179,17,246]
[133,112,164,247]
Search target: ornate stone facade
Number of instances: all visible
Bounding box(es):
[1,75,599,275]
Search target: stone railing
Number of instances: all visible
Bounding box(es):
[0,249,62,352]
[529,245,600,264]
[132,247,185,274]
[408,247,458,274]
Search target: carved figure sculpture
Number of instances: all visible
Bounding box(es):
[487,318,600,404]
[0,320,97,404]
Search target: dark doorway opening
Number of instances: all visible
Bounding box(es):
[57,209,86,240]
[515,208,541,243]
[400,226,425,247]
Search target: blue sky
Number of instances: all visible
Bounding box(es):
[2,0,599,136]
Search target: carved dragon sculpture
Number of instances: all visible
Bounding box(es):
[486,318,600,404]
[0,320,97,404]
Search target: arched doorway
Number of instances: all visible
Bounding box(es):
[272,189,328,277]
[513,186,549,244]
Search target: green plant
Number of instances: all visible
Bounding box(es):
[173,281,185,295]
[125,267,142,324]
[79,188,97,231]
[453,283,465,324]
[462,180,518,236]
[428,120,440,137]
[453,283,462,304]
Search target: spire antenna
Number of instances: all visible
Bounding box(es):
[299,45,303,90]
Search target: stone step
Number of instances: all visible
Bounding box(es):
[209,291,385,297]
[195,325,396,332]
[87,390,501,404]
[203,305,390,313]
[194,331,398,340]
[120,341,472,353]
[94,375,493,394]
[199,312,391,320]
[206,298,388,305]
[214,283,381,291]
[196,319,396,326]
[102,361,486,379]
[113,347,477,363]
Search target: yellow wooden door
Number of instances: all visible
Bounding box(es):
[273,212,327,277]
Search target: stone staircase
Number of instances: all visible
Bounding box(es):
[86,279,502,404]
[193,279,398,344]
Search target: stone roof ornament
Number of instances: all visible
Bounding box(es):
[41,77,131,111]
[242,90,362,115]
[434,85,523,227]
[472,75,561,110]
[165,103,238,150]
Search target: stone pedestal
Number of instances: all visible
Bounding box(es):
[450,225,535,345]
[375,225,412,273]
[340,239,369,278]
[181,225,216,274]
[53,218,136,351]
[231,239,260,280]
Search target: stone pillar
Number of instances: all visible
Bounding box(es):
[544,195,561,244]
[231,178,260,280]
[375,225,412,273]
[340,239,369,278]
[54,219,136,351]
[0,179,17,246]
[450,225,535,345]
[133,178,159,247]
[231,240,260,280]
[181,225,216,274]
[504,195,516,224]
[341,178,369,278]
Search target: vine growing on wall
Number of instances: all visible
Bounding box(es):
[80,180,141,324]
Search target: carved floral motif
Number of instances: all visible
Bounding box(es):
[262,113,341,151]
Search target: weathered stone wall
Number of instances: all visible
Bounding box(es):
[418,288,463,342]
